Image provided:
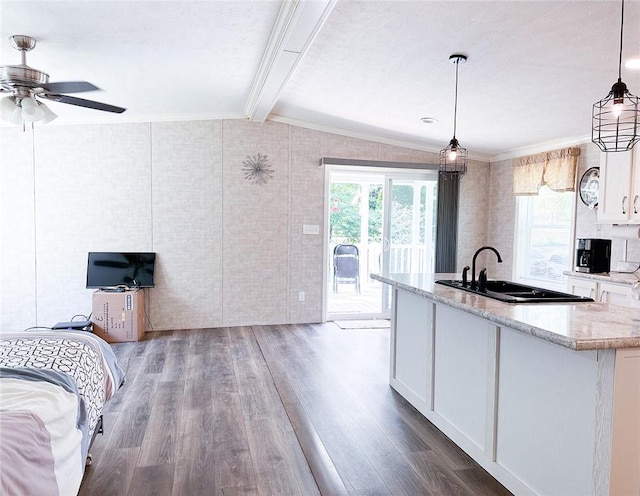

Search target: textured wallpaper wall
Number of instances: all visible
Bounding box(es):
[457,158,490,272]
[1,124,153,329]
[4,117,630,332]
[150,121,222,329]
[484,141,640,281]
[0,119,489,331]
[486,157,517,281]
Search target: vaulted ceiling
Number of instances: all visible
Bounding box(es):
[2,0,639,159]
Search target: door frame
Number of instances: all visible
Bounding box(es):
[322,164,439,322]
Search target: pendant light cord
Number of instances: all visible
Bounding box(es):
[618,0,625,81]
[452,59,459,138]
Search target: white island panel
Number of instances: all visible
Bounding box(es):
[433,304,493,451]
[373,272,640,495]
[393,289,432,406]
[496,328,598,495]
[610,349,640,495]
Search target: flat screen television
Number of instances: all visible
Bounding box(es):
[86,252,156,289]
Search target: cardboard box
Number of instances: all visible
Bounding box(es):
[91,289,145,343]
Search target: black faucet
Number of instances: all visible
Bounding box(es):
[471,246,503,289]
[461,265,471,287]
[478,268,488,291]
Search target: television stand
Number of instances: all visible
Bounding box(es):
[91,288,145,343]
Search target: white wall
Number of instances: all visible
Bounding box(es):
[1,119,489,331]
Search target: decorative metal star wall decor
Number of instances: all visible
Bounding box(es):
[242,153,274,185]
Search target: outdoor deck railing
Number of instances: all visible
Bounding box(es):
[331,243,430,284]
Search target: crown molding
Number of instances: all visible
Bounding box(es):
[489,135,593,162]
[269,114,492,162]
[0,112,249,128]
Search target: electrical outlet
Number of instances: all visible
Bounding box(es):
[298,291,305,302]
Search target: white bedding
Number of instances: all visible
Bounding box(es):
[0,330,125,496]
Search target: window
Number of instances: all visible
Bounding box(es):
[515,185,575,290]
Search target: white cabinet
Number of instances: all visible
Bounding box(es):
[599,281,632,306]
[597,150,640,223]
[567,277,597,299]
[567,276,632,307]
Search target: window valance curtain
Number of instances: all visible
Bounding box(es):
[513,147,580,195]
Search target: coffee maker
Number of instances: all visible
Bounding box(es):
[576,239,611,273]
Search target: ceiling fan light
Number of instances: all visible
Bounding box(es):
[20,97,44,122]
[39,101,57,124]
[8,104,23,125]
[0,96,18,121]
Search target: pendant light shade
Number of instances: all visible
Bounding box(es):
[440,137,468,177]
[440,54,468,178]
[592,0,640,152]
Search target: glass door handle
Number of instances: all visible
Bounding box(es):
[383,238,390,252]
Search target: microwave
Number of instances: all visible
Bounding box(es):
[575,238,611,274]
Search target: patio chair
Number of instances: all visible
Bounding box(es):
[333,244,360,293]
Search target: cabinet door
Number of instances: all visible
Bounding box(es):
[567,277,597,300]
[598,151,633,223]
[630,147,640,222]
[599,282,632,307]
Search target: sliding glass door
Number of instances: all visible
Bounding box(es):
[382,176,438,311]
[326,168,437,320]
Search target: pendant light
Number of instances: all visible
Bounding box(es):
[592,0,639,152]
[440,54,468,178]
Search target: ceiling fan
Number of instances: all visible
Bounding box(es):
[0,34,126,125]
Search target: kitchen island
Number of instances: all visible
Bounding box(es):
[372,272,640,496]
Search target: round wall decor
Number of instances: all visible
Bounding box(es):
[579,167,599,209]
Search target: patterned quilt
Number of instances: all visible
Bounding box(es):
[0,330,125,496]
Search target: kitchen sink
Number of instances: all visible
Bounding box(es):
[435,279,594,303]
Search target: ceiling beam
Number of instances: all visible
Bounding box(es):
[245,0,336,122]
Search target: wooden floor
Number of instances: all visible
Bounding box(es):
[79,323,512,496]
[327,281,383,315]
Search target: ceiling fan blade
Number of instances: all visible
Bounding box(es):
[40,93,126,113]
[42,81,100,93]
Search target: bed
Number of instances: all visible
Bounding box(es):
[0,330,125,496]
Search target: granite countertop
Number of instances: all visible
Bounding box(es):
[564,270,639,285]
[372,272,640,351]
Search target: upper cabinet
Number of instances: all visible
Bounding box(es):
[597,149,640,223]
